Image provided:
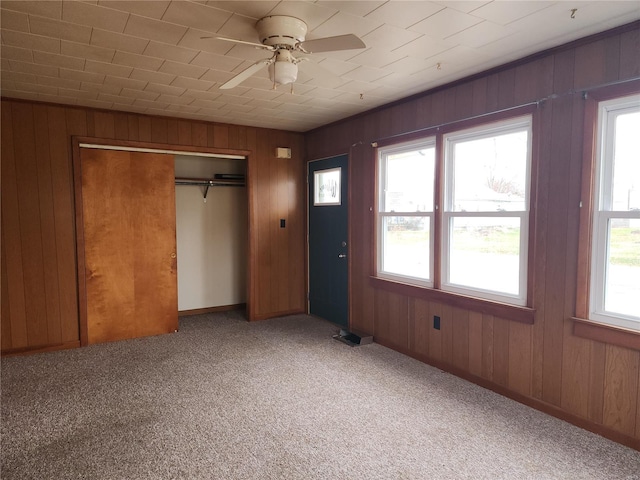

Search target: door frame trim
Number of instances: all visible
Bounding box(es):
[306,153,350,328]
[72,137,252,345]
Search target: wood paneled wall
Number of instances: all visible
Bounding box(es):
[306,24,640,448]
[1,100,306,354]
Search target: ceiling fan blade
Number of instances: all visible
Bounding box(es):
[210,36,275,51]
[219,59,272,90]
[298,34,366,53]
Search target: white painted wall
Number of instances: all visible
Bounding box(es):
[175,155,247,311]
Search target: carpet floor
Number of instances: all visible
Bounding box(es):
[1,311,639,479]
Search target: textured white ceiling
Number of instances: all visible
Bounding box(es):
[1,1,639,132]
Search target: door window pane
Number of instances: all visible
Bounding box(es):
[314,167,341,205]
[448,217,521,295]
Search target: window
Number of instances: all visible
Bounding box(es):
[589,94,640,330]
[377,138,436,285]
[376,114,533,308]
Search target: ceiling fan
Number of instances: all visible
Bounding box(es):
[212,15,366,90]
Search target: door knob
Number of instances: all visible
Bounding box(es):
[338,254,347,258]
[170,253,176,259]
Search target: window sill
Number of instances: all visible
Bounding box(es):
[370,276,535,324]
[572,317,640,351]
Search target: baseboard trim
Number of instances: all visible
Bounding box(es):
[374,337,640,452]
[1,340,82,357]
[250,309,306,321]
[178,303,246,317]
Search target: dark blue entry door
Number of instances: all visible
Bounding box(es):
[308,155,348,328]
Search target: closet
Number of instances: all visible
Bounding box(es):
[174,155,248,315]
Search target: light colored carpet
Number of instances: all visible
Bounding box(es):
[1,312,639,479]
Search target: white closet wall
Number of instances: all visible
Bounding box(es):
[174,155,247,311]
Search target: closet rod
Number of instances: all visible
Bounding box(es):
[175,177,245,202]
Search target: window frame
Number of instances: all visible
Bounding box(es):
[587,93,640,330]
[441,116,533,306]
[574,81,640,350]
[376,136,437,287]
[373,107,538,323]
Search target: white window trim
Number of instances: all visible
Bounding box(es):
[377,137,436,287]
[589,94,640,330]
[441,115,532,306]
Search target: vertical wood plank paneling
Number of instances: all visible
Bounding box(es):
[451,306,469,371]
[114,112,129,141]
[177,120,191,145]
[602,346,639,436]
[493,317,509,387]
[1,103,28,348]
[454,82,474,121]
[540,50,576,406]
[409,298,430,356]
[508,321,532,396]
[560,94,591,418]
[151,117,168,144]
[415,95,433,129]
[374,290,408,349]
[471,77,488,116]
[254,130,272,316]
[440,303,454,364]
[1,230,12,349]
[275,154,289,312]
[304,27,640,445]
[497,69,516,109]
[3,100,305,347]
[167,119,179,145]
[468,311,482,377]
[619,27,640,79]
[429,302,444,362]
[192,122,207,147]
[12,102,49,347]
[588,341,607,424]
[47,106,79,343]
[214,125,229,148]
[573,40,606,91]
[602,35,621,84]
[93,111,115,139]
[127,115,139,141]
[291,136,305,312]
[32,104,62,345]
[484,73,500,112]
[138,116,151,142]
[245,128,258,320]
[481,314,494,381]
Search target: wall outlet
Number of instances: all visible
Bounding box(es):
[433,315,441,330]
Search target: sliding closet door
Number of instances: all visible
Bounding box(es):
[80,149,178,344]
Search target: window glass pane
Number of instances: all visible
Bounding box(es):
[452,131,528,212]
[605,219,640,318]
[449,217,520,295]
[384,147,434,212]
[382,216,430,280]
[612,111,640,211]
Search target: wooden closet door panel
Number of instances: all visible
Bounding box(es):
[81,149,177,344]
[130,152,178,339]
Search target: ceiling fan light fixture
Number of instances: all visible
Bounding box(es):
[268,60,298,86]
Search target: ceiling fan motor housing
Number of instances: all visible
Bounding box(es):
[256,15,308,47]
